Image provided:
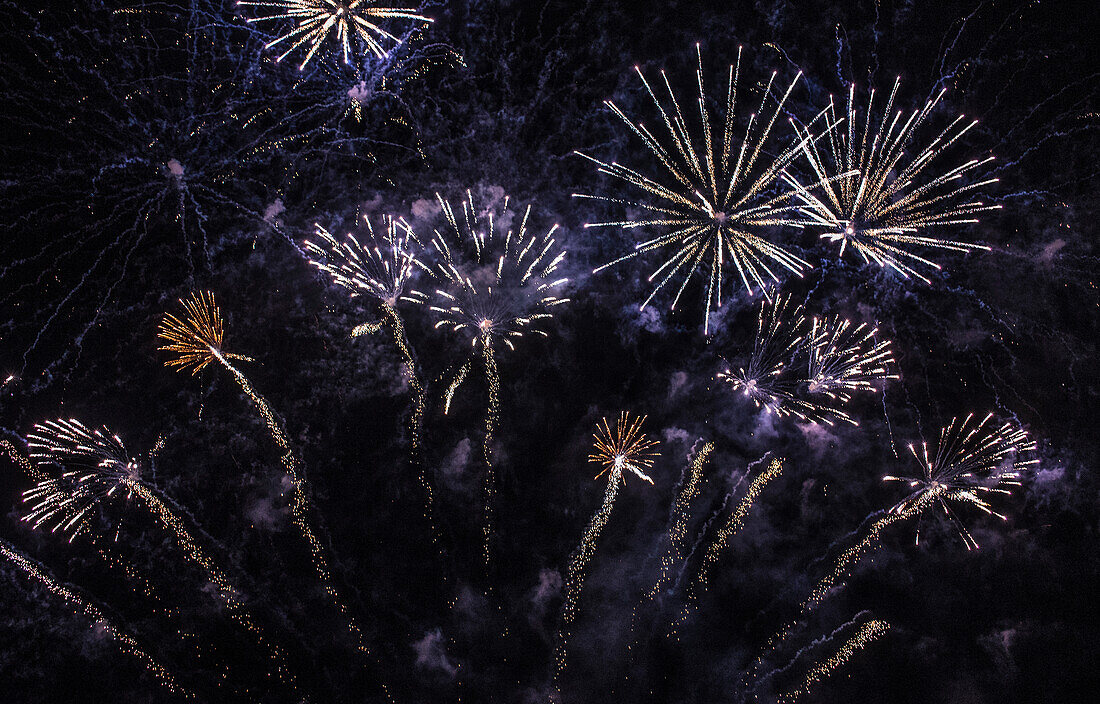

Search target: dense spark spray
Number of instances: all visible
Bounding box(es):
[804,316,897,406]
[0,537,190,698]
[791,79,997,281]
[157,291,253,376]
[777,619,890,703]
[306,215,447,584]
[554,413,660,696]
[884,413,1038,549]
[239,0,433,69]
[423,190,569,567]
[158,293,380,675]
[22,419,299,692]
[676,458,784,629]
[717,294,806,415]
[574,45,831,333]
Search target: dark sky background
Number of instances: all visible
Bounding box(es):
[1,0,1098,702]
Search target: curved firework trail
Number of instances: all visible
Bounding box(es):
[790,79,998,280]
[574,44,834,333]
[422,190,569,570]
[22,418,300,695]
[553,412,659,699]
[157,291,386,694]
[238,0,434,69]
[306,213,451,590]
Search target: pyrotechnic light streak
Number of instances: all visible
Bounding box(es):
[574,45,833,333]
[0,537,191,698]
[777,619,890,703]
[553,412,659,697]
[676,457,783,630]
[791,79,997,281]
[239,0,434,69]
[424,190,569,568]
[884,413,1037,550]
[717,294,805,416]
[805,316,897,406]
[22,419,300,693]
[157,291,253,376]
[158,292,381,683]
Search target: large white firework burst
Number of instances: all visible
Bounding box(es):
[239,0,433,69]
[574,45,831,334]
[791,79,998,281]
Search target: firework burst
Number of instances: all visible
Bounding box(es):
[239,0,434,69]
[157,291,253,375]
[717,293,806,416]
[805,316,897,405]
[554,412,659,694]
[792,80,997,281]
[884,413,1038,549]
[306,214,426,306]
[574,45,833,333]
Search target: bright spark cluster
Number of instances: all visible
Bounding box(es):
[424,191,570,351]
[718,295,896,425]
[778,619,891,703]
[574,45,828,333]
[884,413,1038,549]
[239,0,434,69]
[305,214,427,307]
[792,79,997,281]
[589,412,661,485]
[157,291,251,375]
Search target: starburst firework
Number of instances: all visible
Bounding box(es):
[239,0,434,69]
[589,411,662,485]
[884,413,1038,549]
[574,45,831,333]
[792,80,997,281]
[805,316,897,403]
[717,293,806,416]
[157,291,252,375]
[306,214,426,306]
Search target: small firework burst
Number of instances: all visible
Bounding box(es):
[717,293,806,415]
[884,413,1038,549]
[792,80,997,281]
[589,412,661,484]
[239,0,434,69]
[305,214,427,306]
[423,191,570,351]
[157,291,251,375]
[22,420,142,540]
[805,316,897,403]
[574,45,829,333]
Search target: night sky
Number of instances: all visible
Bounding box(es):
[1,1,1098,702]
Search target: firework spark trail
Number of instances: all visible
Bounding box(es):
[0,537,192,698]
[239,0,434,69]
[158,293,384,688]
[573,44,834,333]
[790,79,997,281]
[776,619,890,703]
[884,412,1038,550]
[553,413,659,698]
[422,190,569,568]
[305,216,448,585]
[674,458,784,633]
[22,419,300,693]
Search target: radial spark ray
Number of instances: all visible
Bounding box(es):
[157,291,252,375]
[574,45,831,333]
[239,0,434,69]
[884,413,1038,549]
[792,79,997,281]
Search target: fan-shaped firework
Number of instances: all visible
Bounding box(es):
[718,296,897,425]
[884,413,1038,549]
[805,316,897,402]
[306,215,426,305]
[554,412,659,693]
[792,80,997,281]
[424,191,570,351]
[22,420,141,541]
[574,45,832,333]
[157,291,252,375]
[239,0,434,69]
